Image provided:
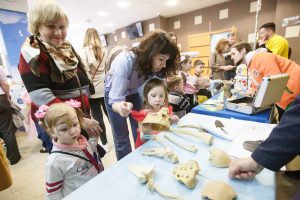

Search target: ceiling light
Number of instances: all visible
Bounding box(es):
[105,23,114,27]
[166,0,178,6]
[117,1,130,8]
[97,11,108,16]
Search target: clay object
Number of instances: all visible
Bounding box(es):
[164,134,198,153]
[142,147,179,164]
[170,127,214,146]
[142,107,170,132]
[128,164,183,200]
[209,148,231,168]
[201,181,237,200]
[243,140,264,152]
[172,160,200,189]
[128,164,155,184]
[177,123,204,131]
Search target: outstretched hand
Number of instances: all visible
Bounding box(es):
[228,157,263,180]
[117,101,133,117]
[220,65,234,71]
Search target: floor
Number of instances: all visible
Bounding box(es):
[0,116,134,200]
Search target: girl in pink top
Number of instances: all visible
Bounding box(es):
[180,55,197,112]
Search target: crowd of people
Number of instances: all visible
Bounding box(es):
[1,0,300,199]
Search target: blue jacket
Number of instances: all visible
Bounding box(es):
[252,95,300,171]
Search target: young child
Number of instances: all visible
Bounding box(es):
[131,78,179,148]
[166,75,190,118]
[35,101,103,200]
[193,59,212,102]
[179,55,197,112]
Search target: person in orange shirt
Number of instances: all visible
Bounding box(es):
[230,42,300,119]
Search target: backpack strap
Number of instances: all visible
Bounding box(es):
[51,150,91,163]
[105,46,128,73]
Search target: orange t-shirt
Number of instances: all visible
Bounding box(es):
[249,52,300,109]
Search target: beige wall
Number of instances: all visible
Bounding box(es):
[106,17,161,49]
[105,0,300,63]
[166,0,276,51]
[274,0,300,63]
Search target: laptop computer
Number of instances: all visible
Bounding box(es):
[225,74,289,114]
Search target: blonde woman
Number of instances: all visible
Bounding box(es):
[18,0,101,153]
[80,28,109,151]
[209,38,235,80]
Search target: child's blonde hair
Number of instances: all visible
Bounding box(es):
[143,78,169,108]
[166,75,183,91]
[83,28,103,61]
[43,103,84,134]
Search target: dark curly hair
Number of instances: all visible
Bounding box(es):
[132,30,180,78]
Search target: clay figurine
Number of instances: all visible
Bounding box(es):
[209,148,231,168]
[172,160,200,189]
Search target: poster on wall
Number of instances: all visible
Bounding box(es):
[0,9,30,82]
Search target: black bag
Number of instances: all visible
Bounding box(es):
[0,95,10,113]
[89,83,95,95]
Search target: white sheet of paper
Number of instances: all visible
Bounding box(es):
[178,114,237,141]
[250,1,261,13]
[228,119,276,158]
[219,9,228,19]
[121,31,126,38]
[132,42,140,47]
[248,32,256,43]
[174,21,180,29]
[194,15,202,25]
[149,23,155,31]
[285,25,300,38]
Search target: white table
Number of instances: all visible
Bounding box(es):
[64,113,275,200]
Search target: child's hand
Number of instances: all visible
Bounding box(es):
[118,101,133,117]
[246,87,257,97]
[170,115,179,124]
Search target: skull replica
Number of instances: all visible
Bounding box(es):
[142,107,171,132]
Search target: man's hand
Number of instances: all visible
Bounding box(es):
[258,35,268,46]
[228,157,263,180]
[113,101,133,117]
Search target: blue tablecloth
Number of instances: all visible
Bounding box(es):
[192,94,271,123]
[64,113,275,200]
